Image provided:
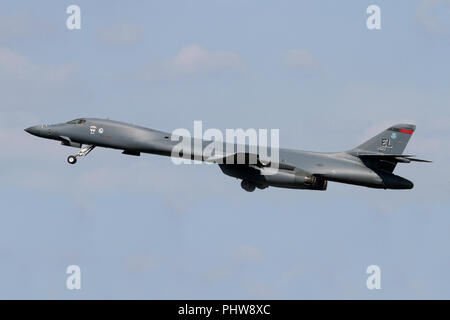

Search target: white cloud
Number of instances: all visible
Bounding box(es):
[0,47,78,115]
[170,45,242,74]
[283,49,320,70]
[415,0,450,35]
[0,12,55,45]
[0,47,76,84]
[145,45,243,79]
[0,12,37,41]
[99,23,145,46]
[233,245,264,263]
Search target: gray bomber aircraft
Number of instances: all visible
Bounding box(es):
[25,118,430,192]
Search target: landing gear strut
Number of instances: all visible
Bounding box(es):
[67,145,95,165]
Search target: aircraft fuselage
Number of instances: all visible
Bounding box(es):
[25,118,418,191]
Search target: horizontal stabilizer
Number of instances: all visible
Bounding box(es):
[357,153,431,163]
[403,157,432,163]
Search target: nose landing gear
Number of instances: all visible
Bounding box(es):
[67,145,95,164]
[67,155,77,164]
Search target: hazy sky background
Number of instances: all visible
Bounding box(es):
[1,0,450,299]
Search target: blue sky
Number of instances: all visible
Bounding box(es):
[1,0,450,299]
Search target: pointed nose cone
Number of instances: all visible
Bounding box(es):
[25,125,41,136]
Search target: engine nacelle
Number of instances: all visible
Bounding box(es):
[263,170,327,190]
[306,176,328,190]
[219,164,328,191]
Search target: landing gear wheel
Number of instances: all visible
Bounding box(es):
[67,155,77,164]
[241,180,256,192]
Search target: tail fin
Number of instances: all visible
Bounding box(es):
[350,123,416,155]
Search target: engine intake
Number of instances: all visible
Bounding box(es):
[304,176,328,190]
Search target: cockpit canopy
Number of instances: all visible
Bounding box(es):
[66,118,86,125]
